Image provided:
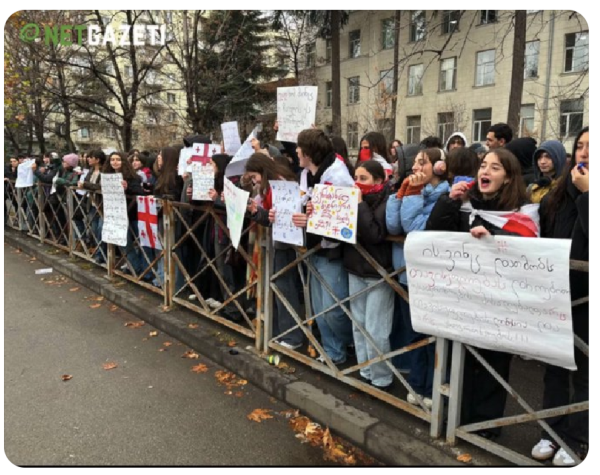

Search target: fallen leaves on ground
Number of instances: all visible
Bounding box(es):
[29,257,36,262]
[69,287,80,292]
[15,249,22,254]
[182,350,200,359]
[148,331,158,337]
[102,362,118,370]
[124,321,145,329]
[247,408,273,423]
[279,409,300,419]
[163,342,173,347]
[91,296,104,302]
[188,323,199,329]
[227,340,237,347]
[457,454,472,463]
[214,370,248,393]
[276,361,296,374]
[89,303,102,309]
[61,374,73,381]
[109,305,118,312]
[158,348,167,352]
[191,364,209,373]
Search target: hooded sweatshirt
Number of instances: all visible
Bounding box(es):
[504,137,537,186]
[528,140,567,203]
[445,132,469,152]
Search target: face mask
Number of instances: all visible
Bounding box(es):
[355,181,384,196]
[358,148,371,162]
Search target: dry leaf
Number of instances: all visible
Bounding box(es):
[163,342,173,347]
[235,392,244,398]
[89,303,102,309]
[148,331,158,337]
[61,374,73,381]
[69,287,80,292]
[227,340,237,347]
[93,296,104,302]
[188,323,199,329]
[109,305,118,312]
[158,348,167,352]
[457,454,472,463]
[307,345,317,358]
[191,364,208,373]
[103,362,118,370]
[247,409,273,423]
[124,321,145,329]
[182,350,199,359]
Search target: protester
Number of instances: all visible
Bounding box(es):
[389,139,402,163]
[505,137,537,186]
[445,132,468,153]
[420,136,444,149]
[387,148,450,407]
[486,123,513,149]
[132,154,152,184]
[358,132,393,177]
[344,160,394,389]
[445,147,480,184]
[427,148,535,439]
[527,140,567,204]
[531,127,588,466]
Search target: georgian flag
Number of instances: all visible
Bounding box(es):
[190,143,219,165]
[137,196,162,249]
[462,203,540,238]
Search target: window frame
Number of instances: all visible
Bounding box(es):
[406,116,421,144]
[379,69,394,97]
[408,64,424,96]
[519,104,535,137]
[442,10,460,35]
[410,11,426,42]
[347,122,359,149]
[325,81,332,108]
[472,108,492,142]
[475,49,495,86]
[560,99,584,138]
[524,40,540,79]
[439,57,457,92]
[349,30,361,59]
[305,42,316,68]
[166,92,176,104]
[479,10,497,25]
[348,76,360,104]
[564,31,589,73]
[437,112,455,143]
[381,18,395,50]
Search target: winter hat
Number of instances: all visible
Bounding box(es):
[504,137,537,173]
[533,140,567,180]
[62,153,79,168]
[445,132,469,152]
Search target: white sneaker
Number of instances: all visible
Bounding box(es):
[188,294,197,301]
[205,298,222,309]
[531,439,557,461]
[277,341,302,351]
[407,392,433,409]
[552,448,576,467]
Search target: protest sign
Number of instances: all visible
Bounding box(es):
[225,126,259,177]
[15,160,35,188]
[178,147,194,176]
[178,144,219,176]
[223,177,250,250]
[100,173,128,247]
[276,86,318,142]
[76,169,90,196]
[192,162,214,201]
[221,121,242,156]
[307,184,358,244]
[270,180,303,246]
[404,231,575,370]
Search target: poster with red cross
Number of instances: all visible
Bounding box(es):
[137,196,162,250]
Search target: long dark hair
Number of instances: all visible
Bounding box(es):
[360,131,389,162]
[154,147,179,196]
[102,152,138,181]
[330,135,355,176]
[543,126,588,228]
[470,148,527,211]
[354,160,388,209]
[245,153,296,197]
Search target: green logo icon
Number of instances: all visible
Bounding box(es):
[19,23,40,43]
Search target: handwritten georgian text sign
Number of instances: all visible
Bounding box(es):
[192,162,214,201]
[307,185,358,244]
[100,173,128,247]
[276,86,318,142]
[404,231,575,370]
[270,180,303,246]
[221,121,242,156]
[223,177,250,250]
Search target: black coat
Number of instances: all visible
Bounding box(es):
[343,188,393,278]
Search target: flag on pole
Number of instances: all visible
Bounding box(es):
[137,196,162,249]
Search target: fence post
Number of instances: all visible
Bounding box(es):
[430,337,449,438]
[37,183,45,244]
[67,188,75,258]
[446,341,466,445]
[163,199,174,309]
[107,244,116,280]
[17,188,26,231]
[261,232,274,354]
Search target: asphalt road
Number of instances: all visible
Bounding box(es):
[3,244,343,467]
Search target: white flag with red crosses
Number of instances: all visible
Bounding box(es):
[137,196,162,250]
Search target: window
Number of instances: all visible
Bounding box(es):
[325,81,332,108]
[324,124,333,136]
[348,77,360,104]
[406,116,421,144]
[379,69,394,97]
[347,122,359,149]
[305,42,316,68]
[349,30,361,58]
[168,112,176,122]
[475,49,495,86]
[437,113,455,143]
[564,32,588,73]
[560,100,584,138]
[107,127,115,139]
[325,38,332,63]
[520,105,535,137]
[165,11,173,23]
[408,64,423,96]
[381,18,395,50]
[524,41,540,78]
[167,93,176,104]
[472,108,492,142]
[80,127,90,139]
[442,11,460,34]
[410,11,426,42]
[480,11,497,24]
[439,57,457,91]
[378,119,394,143]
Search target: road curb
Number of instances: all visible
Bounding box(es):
[5,230,473,466]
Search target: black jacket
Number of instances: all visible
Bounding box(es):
[343,188,393,278]
[4,164,17,180]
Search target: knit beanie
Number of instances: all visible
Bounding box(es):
[62,153,79,168]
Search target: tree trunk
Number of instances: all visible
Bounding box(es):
[507,11,527,134]
[330,11,342,137]
[390,11,401,139]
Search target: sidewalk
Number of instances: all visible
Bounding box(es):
[4,229,508,466]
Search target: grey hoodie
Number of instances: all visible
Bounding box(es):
[533,140,567,181]
[444,132,469,152]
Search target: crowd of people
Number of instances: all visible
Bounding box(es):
[4,121,588,465]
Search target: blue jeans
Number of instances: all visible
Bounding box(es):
[121,220,144,274]
[309,254,352,362]
[349,274,394,387]
[89,211,106,263]
[399,284,434,397]
[273,248,304,346]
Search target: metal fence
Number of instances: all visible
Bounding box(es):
[4,179,588,465]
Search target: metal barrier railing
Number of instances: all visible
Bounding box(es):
[4,180,587,465]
